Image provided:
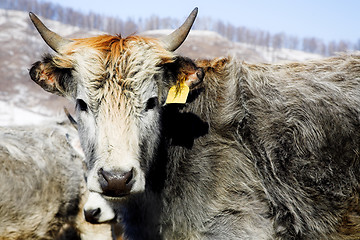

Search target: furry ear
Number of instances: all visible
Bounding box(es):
[175,57,204,89]
[29,55,75,98]
[184,67,204,89]
[163,56,204,104]
[163,56,204,89]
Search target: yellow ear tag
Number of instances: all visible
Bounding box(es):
[165,81,190,104]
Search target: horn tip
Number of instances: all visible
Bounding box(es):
[189,7,198,19]
[29,12,35,19]
[29,12,39,23]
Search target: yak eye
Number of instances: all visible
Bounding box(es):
[145,97,158,111]
[76,99,88,112]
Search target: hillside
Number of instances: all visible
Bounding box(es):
[144,29,322,62]
[0,9,323,125]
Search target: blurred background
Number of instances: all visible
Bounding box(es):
[0,0,359,125]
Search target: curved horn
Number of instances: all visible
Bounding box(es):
[29,12,72,52]
[160,7,198,51]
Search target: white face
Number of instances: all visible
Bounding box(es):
[54,38,176,224]
[50,37,175,204]
[75,75,162,200]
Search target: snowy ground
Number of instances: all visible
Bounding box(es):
[0,100,56,126]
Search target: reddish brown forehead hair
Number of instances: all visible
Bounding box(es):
[71,35,148,53]
[57,34,173,70]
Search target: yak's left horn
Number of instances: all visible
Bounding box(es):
[160,7,198,52]
[29,12,72,53]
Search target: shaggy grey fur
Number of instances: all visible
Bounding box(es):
[0,121,113,240]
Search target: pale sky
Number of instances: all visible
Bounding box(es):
[42,0,360,43]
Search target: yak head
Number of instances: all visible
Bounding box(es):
[29,8,203,222]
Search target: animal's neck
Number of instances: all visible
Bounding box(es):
[144,58,234,193]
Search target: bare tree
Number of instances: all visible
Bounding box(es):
[272,33,284,50]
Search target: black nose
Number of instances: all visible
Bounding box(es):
[98,168,134,197]
[84,208,101,224]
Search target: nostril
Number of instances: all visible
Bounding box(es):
[98,168,134,197]
[125,170,133,184]
[84,208,101,224]
[98,168,109,189]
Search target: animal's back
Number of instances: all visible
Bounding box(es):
[0,124,84,240]
[233,54,360,239]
